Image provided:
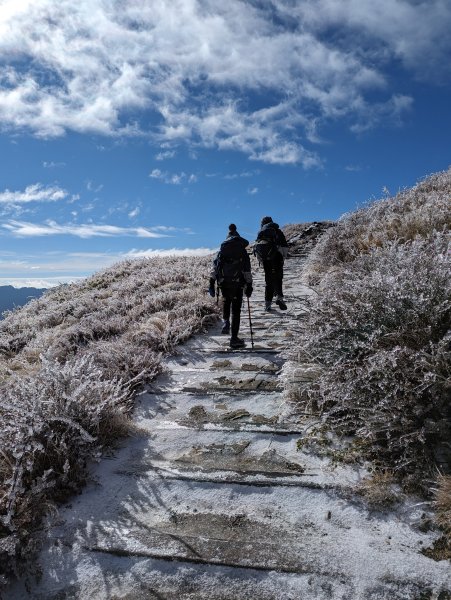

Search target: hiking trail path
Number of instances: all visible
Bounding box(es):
[7,256,451,599]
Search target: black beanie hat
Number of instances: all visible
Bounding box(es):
[261,216,273,226]
[228,223,237,233]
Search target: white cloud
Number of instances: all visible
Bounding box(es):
[158,102,322,167]
[0,277,83,288]
[43,161,66,168]
[149,169,197,185]
[2,220,172,238]
[0,251,123,278]
[151,225,194,234]
[277,0,451,80]
[0,0,449,163]
[155,149,176,161]
[0,248,215,284]
[128,206,140,218]
[86,180,103,193]
[224,170,259,180]
[248,187,258,195]
[0,183,68,204]
[125,248,215,258]
[350,94,414,133]
[170,173,184,185]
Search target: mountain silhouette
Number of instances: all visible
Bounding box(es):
[0,285,46,319]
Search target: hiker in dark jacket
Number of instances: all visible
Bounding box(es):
[254,216,288,311]
[209,224,253,349]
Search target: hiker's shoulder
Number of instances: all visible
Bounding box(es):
[226,235,249,247]
[274,225,287,241]
[258,223,278,238]
[219,236,248,256]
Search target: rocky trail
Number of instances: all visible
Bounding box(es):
[6,256,450,600]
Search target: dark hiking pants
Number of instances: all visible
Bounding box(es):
[221,284,243,338]
[263,255,284,302]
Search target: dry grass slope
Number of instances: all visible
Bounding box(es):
[0,255,218,584]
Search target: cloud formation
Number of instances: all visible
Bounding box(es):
[149,169,197,185]
[0,248,216,286]
[43,161,66,168]
[125,248,215,258]
[128,206,140,218]
[0,183,68,204]
[0,277,82,288]
[155,150,176,161]
[2,220,174,238]
[0,0,449,165]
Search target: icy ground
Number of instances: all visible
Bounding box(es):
[6,256,451,599]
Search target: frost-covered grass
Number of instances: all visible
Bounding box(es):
[0,255,217,583]
[287,168,450,503]
[306,167,450,281]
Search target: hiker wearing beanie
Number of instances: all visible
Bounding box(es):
[254,216,288,311]
[209,224,253,349]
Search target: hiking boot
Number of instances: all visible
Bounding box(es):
[265,301,272,311]
[221,320,230,334]
[230,337,246,349]
[275,297,287,311]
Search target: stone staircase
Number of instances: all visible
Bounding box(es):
[6,257,451,599]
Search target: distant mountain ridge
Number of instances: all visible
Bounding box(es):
[0,285,46,318]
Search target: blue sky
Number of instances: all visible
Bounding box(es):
[0,0,450,287]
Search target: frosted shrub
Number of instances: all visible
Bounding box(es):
[0,355,130,577]
[0,254,218,582]
[83,339,162,388]
[307,166,450,282]
[289,169,450,493]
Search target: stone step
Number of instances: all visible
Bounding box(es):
[150,371,282,393]
[14,554,351,600]
[108,429,365,490]
[21,467,448,600]
[153,422,308,435]
[195,341,289,352]
[123,462,328,490]
[81,510,340,577]
[165,354,283,373]
[195,347,282,354]
[176,335,288,352]
[135,390,292,427]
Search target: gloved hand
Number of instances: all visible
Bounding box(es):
[208,278,216,297]
[245,284,253,298]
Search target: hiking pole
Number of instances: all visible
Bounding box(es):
[247,296,254,349]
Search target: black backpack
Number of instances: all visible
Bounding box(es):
[214,238,246,285]
[254,225,278,262]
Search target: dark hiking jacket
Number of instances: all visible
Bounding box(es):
[210,233,252,286]
[256,222,288,260]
